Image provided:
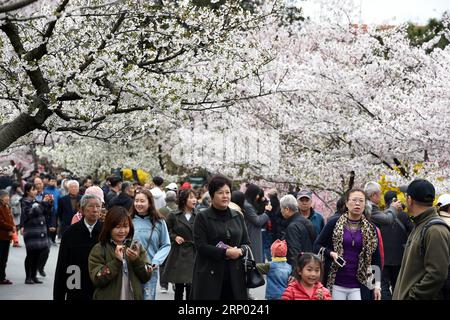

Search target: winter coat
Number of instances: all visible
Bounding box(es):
[88,241,152,300]
[379,211,414,266]
[21,198,50,250]
[370,203,398,227]
[393,208,450,300]
[307,209,325,237]
[190,206,250,300]
[53,219,102,300]
[163,210,196,283]
[243,200,269,263]
[281,281,332,300]
[283,213,316,268]
[0,203,15,241]
[57,195,82,235]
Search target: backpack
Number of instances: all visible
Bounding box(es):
[419,217,450,298]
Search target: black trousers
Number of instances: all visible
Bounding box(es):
[174,283,192,300]
[0,240,10,281]
[159,260,168,289]
[25,248,44,279]
[381,265,401,300]
[37,245,50,272]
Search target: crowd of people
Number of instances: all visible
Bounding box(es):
[0,169,449,301]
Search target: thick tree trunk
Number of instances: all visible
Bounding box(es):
[0,109,50,152]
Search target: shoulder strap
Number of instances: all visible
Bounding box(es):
[420,217,450,256]
[145,223,156,253]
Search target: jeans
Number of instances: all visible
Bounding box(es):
[332,285,361,300]
[142,268,159,300]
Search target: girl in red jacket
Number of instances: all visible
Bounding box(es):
[281,252,331,300]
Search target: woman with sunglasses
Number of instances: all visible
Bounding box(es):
[314,188,382,300]
[130,188,171,300]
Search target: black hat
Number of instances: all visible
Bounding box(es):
[406,179,435,204]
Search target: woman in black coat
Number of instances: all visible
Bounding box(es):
[190,175,250,300]
[20,183,52,284]
[164,188,197,300]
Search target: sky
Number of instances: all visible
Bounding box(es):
[296,0,449,25]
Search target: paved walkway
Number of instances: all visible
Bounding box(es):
[0,236,266,300]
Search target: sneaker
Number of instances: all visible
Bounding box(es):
[160,287,168,293]
[25,278,34,284]
[38,270,46,277]
[0,279,13,285]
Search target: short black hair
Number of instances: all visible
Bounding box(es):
[208,174,232,198]
[109,176,122,187]
[152,176,164,186]
[231,191,245,209]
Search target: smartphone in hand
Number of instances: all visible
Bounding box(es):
[335,256,346,267]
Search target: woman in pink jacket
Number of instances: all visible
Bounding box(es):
[281,252,331,300]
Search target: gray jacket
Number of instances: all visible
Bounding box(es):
[243,200,269,263]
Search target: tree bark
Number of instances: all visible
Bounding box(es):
[0,108,51,151]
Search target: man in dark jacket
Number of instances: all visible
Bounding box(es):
[108,181,135,211]
[53,194,103,300]
[393,179,450,300]
[279,194,316,268]
[57,180,81,236]
[296,189,324,238]
[378,190,414,300]
[364,181,404,226]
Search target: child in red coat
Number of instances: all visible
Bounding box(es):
[281,252,331,300]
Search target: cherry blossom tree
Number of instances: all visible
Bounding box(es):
[0,0,281,151]
[10,0,450,197]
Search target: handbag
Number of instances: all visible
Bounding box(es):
[242,245,265,288]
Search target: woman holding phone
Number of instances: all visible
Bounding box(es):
[314,188,382,300]
[88,206,152,300]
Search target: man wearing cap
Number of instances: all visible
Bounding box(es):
[437,194,450,227]
[297,189,324,238]
[393,179,450,300]
[53,193,103,300]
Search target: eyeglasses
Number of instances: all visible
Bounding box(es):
[348,198,365,204]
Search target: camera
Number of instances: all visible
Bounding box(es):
[335,256,346,267]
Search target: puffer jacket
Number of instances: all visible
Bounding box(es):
[281,281,332,300]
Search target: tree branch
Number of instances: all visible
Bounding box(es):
[24,0,70,61]
[0,0,38,13]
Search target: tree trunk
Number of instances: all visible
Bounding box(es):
[0,109,50,152]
